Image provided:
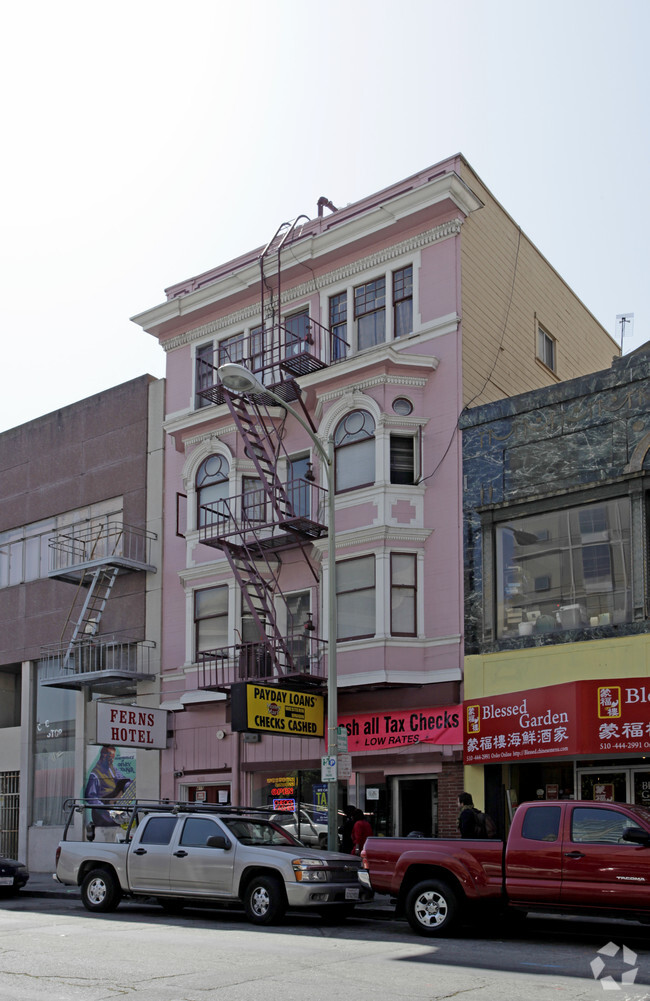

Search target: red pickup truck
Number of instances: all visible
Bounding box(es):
[359,799,650,936]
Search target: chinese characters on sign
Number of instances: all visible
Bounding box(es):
[464,679,650,763]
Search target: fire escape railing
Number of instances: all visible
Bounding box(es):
[197,317,349,408]
[198,635,327,690]
[200,479,327,550]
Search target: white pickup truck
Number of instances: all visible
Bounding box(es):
[55,800,371,925]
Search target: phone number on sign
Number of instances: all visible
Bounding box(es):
[600,742,648,750]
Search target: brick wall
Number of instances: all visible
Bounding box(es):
[438,761,465,837]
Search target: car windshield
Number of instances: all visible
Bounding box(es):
[222,818,301,847]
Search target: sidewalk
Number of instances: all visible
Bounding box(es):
[20,872,396,916]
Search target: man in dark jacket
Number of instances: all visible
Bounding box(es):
[457,791,479,838]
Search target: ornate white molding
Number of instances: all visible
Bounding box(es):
[312,525,432,557]
[182,424,237,449]
[161,220,463,353]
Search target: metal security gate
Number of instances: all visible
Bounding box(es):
[0,771,19,858]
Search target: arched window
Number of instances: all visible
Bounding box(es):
[334,410,375,493]
[196,454,229,527]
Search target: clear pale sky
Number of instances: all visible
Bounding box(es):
[1,0,648,433]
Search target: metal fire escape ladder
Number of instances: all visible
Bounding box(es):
[259,215,310,334]
[224,390,320,582]
[220,540,293,674]
[60,524,123,668]
[63,567,120,664]
[227,393,293,523]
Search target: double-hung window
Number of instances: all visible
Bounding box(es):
[329,293,348,361]
[390,553,417,636]
[195,585,228,658]
[284,310,309,359]
[336,556,375,640]
[195,342,214,409]
[355,278,386,351]
[288,455,311,519]
[219,332,245,365]
[393,266,413,338]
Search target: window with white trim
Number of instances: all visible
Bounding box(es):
[194,585,228,658]
[355,277,386,351]
[537,323,556,372]
[195,342,214,409]
[390,553,417,636]
[393,266,413,338]
[334,410,375,493]
[390,435,416,485]
[336,556,375,640]
[329,293,348,361]
[196,455,229,528]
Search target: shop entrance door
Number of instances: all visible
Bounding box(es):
[184,784,231,805]
[391,776,437,837]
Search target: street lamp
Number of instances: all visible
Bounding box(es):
[217,363,339,852]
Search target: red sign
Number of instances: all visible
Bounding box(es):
[272,798,296,812]
[464,678,650,763]
[338,706,462,752]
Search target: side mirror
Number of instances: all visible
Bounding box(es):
[623,827,650,846]
[206,834,231,850]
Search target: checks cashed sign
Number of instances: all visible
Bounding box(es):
[464,678,650,764]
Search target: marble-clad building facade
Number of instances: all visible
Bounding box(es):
[461,346,650,817]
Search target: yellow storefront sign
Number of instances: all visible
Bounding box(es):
[231,682,324,737]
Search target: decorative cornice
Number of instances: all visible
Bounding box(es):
[312,526,432,556]
[340,665,462,688]
[161,220,462,353]
[316,374,429,408]
[182,424,237,449]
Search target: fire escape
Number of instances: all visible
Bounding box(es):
[40,520,157,695]
[195,217,348,692]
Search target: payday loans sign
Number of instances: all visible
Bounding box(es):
[231,683,325,737]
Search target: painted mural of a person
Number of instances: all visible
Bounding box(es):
[85,745,131,833]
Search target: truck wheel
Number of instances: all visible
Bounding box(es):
[81,868,122,913]
[243,875,286,925]
[405,879,459,936]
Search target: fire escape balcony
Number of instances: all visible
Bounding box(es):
[198,637,327,692]
[39,634,156,693]
[199,479,328,555]
[196,317,349,408]
[48,522,156,583]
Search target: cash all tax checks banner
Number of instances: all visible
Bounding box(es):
[337,706,462,752]
[464,678,650,764]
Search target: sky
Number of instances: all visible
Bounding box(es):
[1,0,648,433]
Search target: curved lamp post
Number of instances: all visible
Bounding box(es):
[217,363,339,852]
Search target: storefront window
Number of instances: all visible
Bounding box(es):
[496,498,631,639]
[33,664,76,825]
[251,769,344,846]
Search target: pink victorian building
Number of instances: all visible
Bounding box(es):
[133,156,617,838]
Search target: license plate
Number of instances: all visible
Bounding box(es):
[0,876,13,885]
[345,887,360,900]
